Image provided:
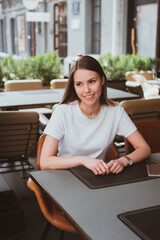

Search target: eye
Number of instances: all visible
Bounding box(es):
[89,79,96,83]
[75,82,82,86]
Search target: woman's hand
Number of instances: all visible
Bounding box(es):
[81,157,110,175]
[107,159,125,174]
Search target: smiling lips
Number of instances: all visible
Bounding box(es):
[84,94,94,99]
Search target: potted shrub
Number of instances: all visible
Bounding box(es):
[98,53,157,91]
[0,51,63,88]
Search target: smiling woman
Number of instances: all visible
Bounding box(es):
[40,55,151,176]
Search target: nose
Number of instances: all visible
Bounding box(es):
[84,83,90,93]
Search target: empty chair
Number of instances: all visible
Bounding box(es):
[0,111,39,178]
[50,79,68,89]
[4,79,52,127]
[115,98,160,154]
[4,79,43,91]
[121,98,160,122]
[125,119,160,154]
[125,71,152,82]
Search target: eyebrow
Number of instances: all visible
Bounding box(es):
[74,77,97,82]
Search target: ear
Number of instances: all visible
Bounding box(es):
[101,76,105,86]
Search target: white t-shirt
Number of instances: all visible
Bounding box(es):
[44,101,137,160]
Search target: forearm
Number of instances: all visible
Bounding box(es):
[40,155,83,170]
[119,146,151,167]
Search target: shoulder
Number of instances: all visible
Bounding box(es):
[53,101,78,114]
[103,103,124,114]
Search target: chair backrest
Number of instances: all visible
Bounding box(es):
[125,119,160,154]
[37,134,46,170]
[121,98,160,122]
[125,81,144,98]
[125,71,152,81]
[4,79,43,91]
[104,142,119,161]
[0,111,39,159]
[50,79,68,89]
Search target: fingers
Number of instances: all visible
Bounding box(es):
[93,160,110,175]
[107,160,124,174]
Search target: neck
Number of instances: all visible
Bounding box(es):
[79,102,102,118]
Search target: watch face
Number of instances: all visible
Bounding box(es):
[128,159,132,165]
[125,156,132,166]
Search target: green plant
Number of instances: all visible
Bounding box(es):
[27,51,63,85]
[0,51,63,86]
[98,53,157,80]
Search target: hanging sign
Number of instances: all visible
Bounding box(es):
[23,0,39,10]
[26,12,50,22]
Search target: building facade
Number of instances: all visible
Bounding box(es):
[0,0,158,73]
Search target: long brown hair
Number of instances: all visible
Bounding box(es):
[61,55,116,106]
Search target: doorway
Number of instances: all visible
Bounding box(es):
[127,0,157,58]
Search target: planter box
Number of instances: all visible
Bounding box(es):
[107,79,127,91]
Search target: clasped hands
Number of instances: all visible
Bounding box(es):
[82,157,125,175]
[94,159,125,175]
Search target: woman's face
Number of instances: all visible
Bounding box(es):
[74,69,104,108]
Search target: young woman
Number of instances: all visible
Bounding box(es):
[40,55,151,175]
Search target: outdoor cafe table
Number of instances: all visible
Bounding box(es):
[0,87,139,110]
[29,153,160,240]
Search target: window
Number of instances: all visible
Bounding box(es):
[92,0,101,54]
[54,2,67,60]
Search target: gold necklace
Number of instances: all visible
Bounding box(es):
[79,102,102,120]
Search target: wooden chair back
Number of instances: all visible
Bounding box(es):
[50,79,68,89]
[0,111,39,159]
[4,79,43,91]
[121,98,160,122]
[125,119,160,154]
[125,71,152,81]
[36,134,46,170]
[104,142,119,161]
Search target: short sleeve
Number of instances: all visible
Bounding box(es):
[44,106,64,140]
[116,106,137,137]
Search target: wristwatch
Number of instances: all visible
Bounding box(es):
[124,155,133,166]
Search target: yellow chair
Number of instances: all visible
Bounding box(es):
[4,79,43,91]
[50,79,68,89]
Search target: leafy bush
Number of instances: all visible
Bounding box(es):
[0,51,63,86]
[98,53,157,80]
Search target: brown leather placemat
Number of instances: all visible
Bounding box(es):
[117,205,160,240]
[69,160,155,189]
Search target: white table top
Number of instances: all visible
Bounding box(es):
[0,88,139,109]
[30,153,160,240]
